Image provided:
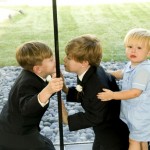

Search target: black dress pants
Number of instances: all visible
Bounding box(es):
[0,132,55,150]
[92,120,129,150]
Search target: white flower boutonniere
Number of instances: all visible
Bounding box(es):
[76,84,83,92]
[46,75,52,82]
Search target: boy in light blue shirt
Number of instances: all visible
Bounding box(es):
[97,28,150,150]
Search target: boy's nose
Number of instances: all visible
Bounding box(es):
[131,48,136,53]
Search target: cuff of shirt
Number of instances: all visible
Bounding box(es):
[38,94,49,107]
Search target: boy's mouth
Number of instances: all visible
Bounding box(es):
[130,55,136,58]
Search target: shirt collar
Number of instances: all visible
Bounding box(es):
[126,60,150,72]
[78,69,88,81]
[37,75,47,82]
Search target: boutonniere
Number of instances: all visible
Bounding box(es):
[46,75,52,82]
[76,84,83,92]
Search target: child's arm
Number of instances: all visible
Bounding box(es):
[97,88,142,101]
[38,77,63,104]
[108,70,123,80]
[62,100,68,125]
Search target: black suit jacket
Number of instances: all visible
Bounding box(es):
[67,66,129,150]
[0,69,55,150]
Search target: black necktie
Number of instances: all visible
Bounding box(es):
[77,76,82,85]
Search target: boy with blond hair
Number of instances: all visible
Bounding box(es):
[98,28,150,150]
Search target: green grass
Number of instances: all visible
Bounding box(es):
[0,2,150,66]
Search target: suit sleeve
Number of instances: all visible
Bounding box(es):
[18,79,48,117]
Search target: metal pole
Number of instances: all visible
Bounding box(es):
[52,0,64,149]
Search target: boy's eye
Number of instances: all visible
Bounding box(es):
[127,46,132,48]
[137,47,142,49]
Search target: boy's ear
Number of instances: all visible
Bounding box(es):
[81,60,89,67]
[33,65,41,74]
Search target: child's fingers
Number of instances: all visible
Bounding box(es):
[102,88,111,92]
[97,89,112,101]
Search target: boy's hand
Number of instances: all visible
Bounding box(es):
[38,77,63,104]
[61,101,68,125]
[97,88,114,101]
[47,77,63,94]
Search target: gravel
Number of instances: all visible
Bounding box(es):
[0,62,126,144]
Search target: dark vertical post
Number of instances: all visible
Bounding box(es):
[52,0,64,149]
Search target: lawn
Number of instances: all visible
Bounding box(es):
[0,2,150,66]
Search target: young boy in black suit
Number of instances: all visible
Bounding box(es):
[62,34,129,150]
[0,41,63,150]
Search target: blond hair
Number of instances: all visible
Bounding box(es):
[65,34,102,66]
[124,28,150,50]
[16,41,53,71]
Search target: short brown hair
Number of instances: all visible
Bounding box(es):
[16,41,53,71]
[65,34,102,66]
